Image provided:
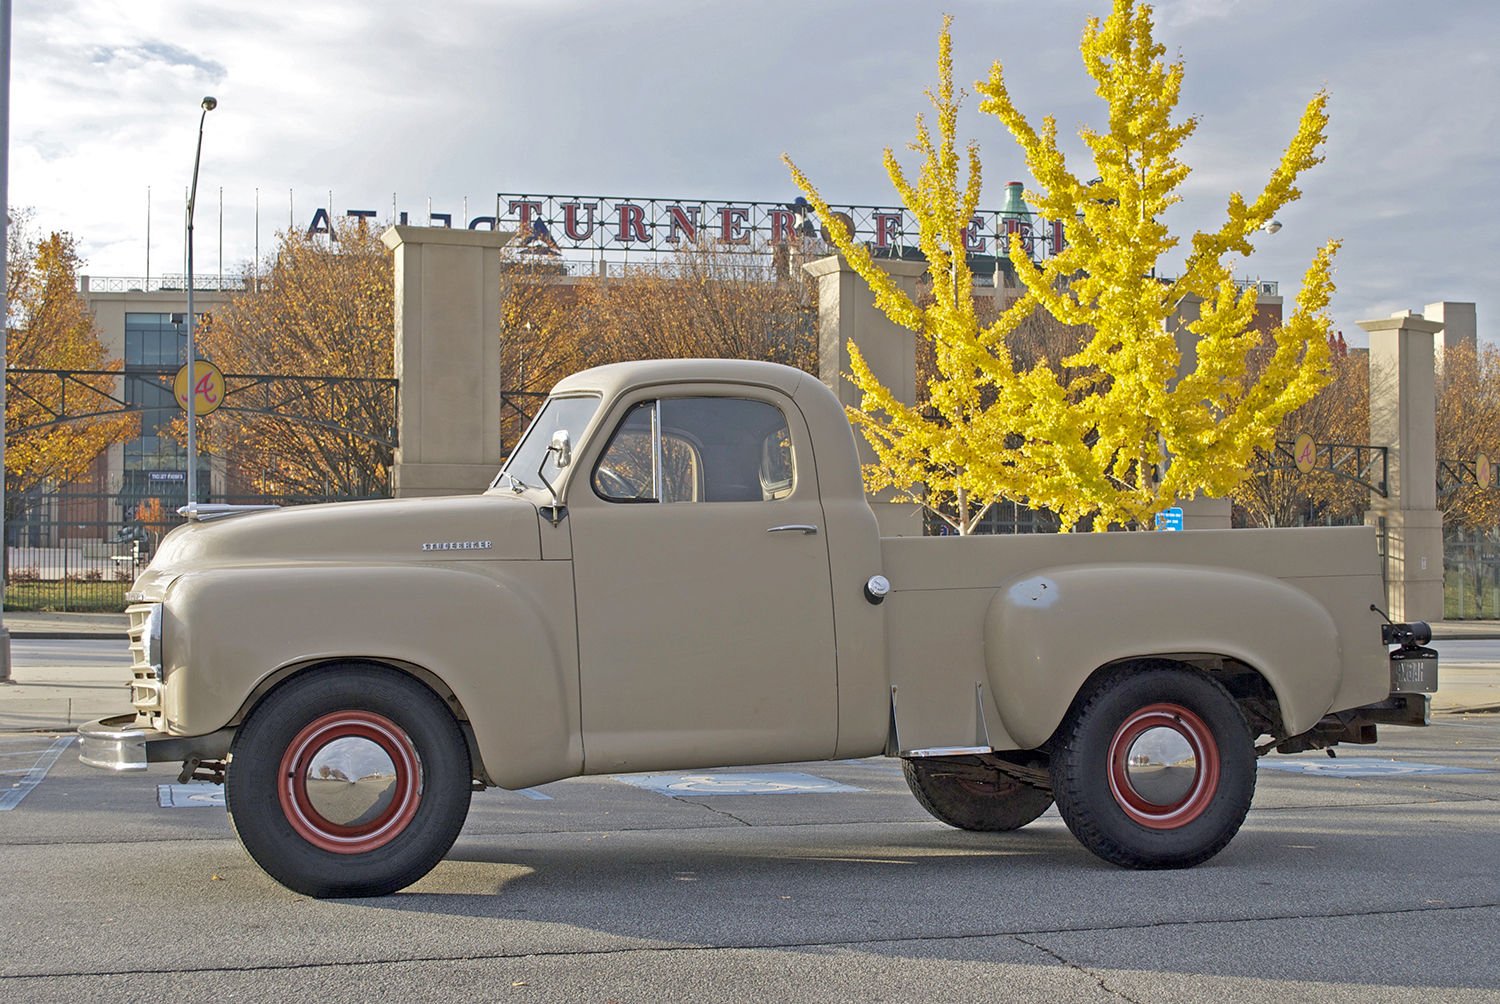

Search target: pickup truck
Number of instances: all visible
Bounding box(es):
[80,358,1438,898]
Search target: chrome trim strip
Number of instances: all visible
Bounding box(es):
[903,746,995,758]
[973,682,992,748]
[179,503,280,522]
[651,399,663,501]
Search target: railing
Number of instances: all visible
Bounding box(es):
[77,275,250,294]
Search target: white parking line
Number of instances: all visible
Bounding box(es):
[0,737,76,811]
[515,788,553,800]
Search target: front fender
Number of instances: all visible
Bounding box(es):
[983,563,1342,748]
[162,562,579,789]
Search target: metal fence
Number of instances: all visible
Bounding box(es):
[4,486,386,612]
[1445,527,1500,620]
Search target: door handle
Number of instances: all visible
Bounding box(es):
[767,524,819,535]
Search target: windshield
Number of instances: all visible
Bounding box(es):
[494,394,600,491]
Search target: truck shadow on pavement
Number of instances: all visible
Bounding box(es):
[349,818,1499,993]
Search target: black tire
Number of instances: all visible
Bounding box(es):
[902,758,1054,831]
[226,664,472,898]
[1049,664,1255,869]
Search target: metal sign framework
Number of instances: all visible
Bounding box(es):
[1260,439,1497,497]
[1438,457,1494,491]
[1258,439,1390,497]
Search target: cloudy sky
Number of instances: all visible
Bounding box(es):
[9,0,1497,343]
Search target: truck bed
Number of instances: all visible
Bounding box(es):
[878,526,1389,754]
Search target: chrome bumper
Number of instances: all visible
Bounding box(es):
[77,715,233,772]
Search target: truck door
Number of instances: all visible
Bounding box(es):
[568,391,839,772]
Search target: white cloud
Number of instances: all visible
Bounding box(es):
[7,0,1497,341]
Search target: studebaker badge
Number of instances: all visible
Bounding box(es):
[420,540,494,552]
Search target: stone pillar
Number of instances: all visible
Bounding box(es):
[1360,310,1445,622]
[803,255,928,536]
[381,226,511,497]
[1424,300,1477,379]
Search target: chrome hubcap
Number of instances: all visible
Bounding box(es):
[302,736,400,829]
[1122,725,1198,806]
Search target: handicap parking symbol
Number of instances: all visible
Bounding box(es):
[157,783,227,808]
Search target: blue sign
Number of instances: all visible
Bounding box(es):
[614,771,864,796]
[1156,507,1184,532]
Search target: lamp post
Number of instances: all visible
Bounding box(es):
[183,95,216,516]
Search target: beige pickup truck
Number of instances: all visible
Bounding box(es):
[80,359,1438,898]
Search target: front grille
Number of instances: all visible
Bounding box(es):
[126,603,164,730]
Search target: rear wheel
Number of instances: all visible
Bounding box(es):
[226,665,472,898]
[1049,665,1255,869]
[902,758,1053,831]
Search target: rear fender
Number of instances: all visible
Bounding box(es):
[983,563,1340,748]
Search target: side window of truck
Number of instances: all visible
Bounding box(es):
[593,397,794,503]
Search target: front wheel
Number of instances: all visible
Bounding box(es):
[226,665,472,898]
[902,758,1053,831]
[1049,665,1255,869]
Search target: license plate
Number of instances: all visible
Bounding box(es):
[1390,647,1439,694]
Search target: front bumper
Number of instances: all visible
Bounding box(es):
[77,714,233,772]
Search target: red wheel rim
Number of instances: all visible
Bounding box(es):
[1106,702,1220,830]
[278,710,423,854]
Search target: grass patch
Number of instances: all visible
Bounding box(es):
[5,580,130,612]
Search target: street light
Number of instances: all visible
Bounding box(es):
[183,95,216,517]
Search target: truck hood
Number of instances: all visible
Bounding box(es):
[133,495,541,595]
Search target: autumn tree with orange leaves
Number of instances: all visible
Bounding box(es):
[1437,339,1500,530]
[1232,342,1376,528]
[575,238,814,370]
[499,238,815,447]
[4,222,136,524]
[194,221,395,499]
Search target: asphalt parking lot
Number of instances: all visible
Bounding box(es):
[1,710,1497,1003]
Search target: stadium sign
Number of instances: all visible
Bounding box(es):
[306,190,1066,259]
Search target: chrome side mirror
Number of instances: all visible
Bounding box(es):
[548,430,572,469]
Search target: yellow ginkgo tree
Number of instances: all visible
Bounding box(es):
[785,1,1338,531]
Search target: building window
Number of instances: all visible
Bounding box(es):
[124,312,186,367]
